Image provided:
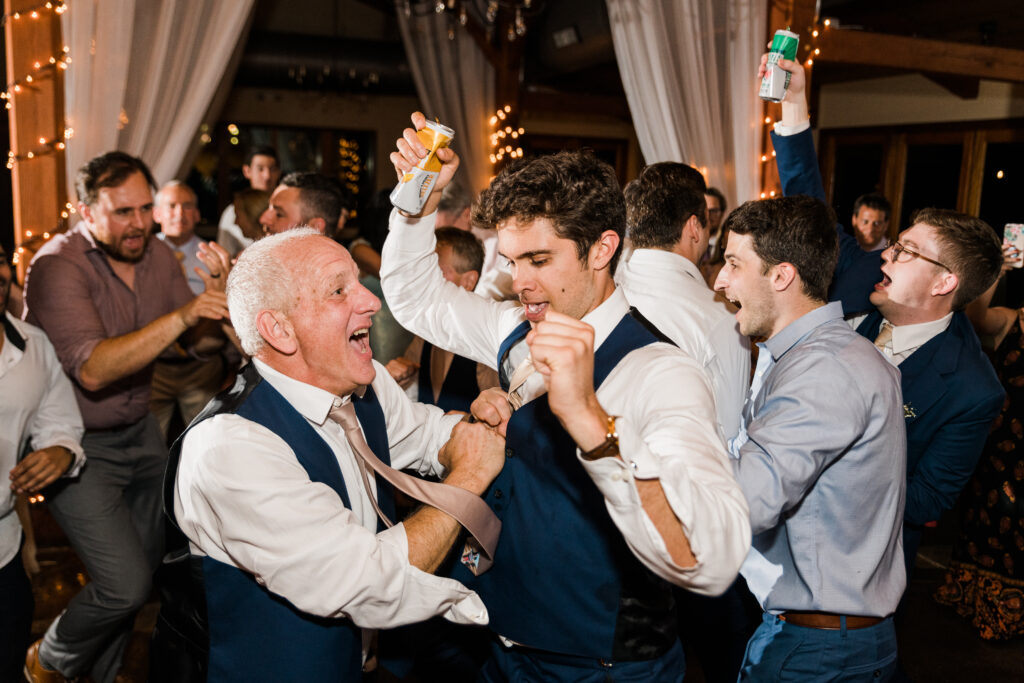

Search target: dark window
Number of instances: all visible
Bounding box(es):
[901,143,962,227]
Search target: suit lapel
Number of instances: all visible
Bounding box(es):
[894,315,964,425]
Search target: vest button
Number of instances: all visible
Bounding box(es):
[505,447,514,458]
[494,489,503,499]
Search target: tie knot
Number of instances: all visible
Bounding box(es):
[328,400,359,431]
[874,322,894,351]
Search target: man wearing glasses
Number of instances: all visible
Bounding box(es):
[766,55,1004,576]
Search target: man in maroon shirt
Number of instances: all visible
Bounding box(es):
[21,152,228,683]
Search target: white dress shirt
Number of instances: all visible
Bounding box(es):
[1,313,85,568]
[849,312,953,366]
[381,210,751,595]
[617,248,751,442]
[156,233,208,295]
[173,358,488,628]
[216,204,253,258]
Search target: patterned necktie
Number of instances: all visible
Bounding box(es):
[328,400,501,574]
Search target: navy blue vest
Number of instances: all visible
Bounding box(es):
[417,340,480,413]
[163,363,396,682]
[450,312,678,661]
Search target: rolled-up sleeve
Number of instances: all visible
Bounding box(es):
[24,254,107,384]
[581,345,751,596]
[26,330,85,475]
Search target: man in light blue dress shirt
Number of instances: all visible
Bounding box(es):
[714,195,907,681]
[152,181,227,440]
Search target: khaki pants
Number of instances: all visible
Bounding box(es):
[149,356,225,440]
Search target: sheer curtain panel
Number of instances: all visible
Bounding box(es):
[62,0,256,194]
[607,0,765,205]
[396,4,496,196]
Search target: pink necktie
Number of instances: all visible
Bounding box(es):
[506,354,535,410]
[328,401,500,574]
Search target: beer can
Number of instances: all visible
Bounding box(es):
[759,29,800,103]
[390,121,455,215]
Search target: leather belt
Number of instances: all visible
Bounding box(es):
[779,612,886,630]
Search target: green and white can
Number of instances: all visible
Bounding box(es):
[759,29,800,102]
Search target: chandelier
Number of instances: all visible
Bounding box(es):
[400,0,544,41]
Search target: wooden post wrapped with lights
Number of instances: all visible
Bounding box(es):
[3,0,69,281]
[488,103,525,174]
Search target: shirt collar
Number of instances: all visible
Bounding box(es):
[763,301,844,362]
[888,312,953,355]
[627,248,702,282]
[156,232,200,253]
[252,358,359,427]
[580,287,630,350]
[2,311,25,352]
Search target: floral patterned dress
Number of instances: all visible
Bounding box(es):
[934,318,1024,639]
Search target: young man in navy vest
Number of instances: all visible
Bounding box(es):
[170,228,507,682]
[388,227,499,412]
[382,113,751,681]
[766,55,1004,576]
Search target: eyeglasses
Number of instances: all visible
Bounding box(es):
[889,241,950,271]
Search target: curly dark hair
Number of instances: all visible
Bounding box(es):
[471,150,626,274]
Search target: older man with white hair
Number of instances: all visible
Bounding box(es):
[166,228,506,682]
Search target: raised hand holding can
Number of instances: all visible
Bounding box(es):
[390,121,455,215]
[759,29,800,102]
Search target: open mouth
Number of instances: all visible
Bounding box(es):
[349,328,371,357]
[522,302,548,322]
[875,273,892,291]
[121,233,147,253]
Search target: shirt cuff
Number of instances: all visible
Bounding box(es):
[45,437,86,478]
[382,522,489,626]
[390,207,437,233]
[576,416,658,506]
[773,119,811,137]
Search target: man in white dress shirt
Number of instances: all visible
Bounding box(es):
[437,179,514,301]
[619,162,754,683]
[151,181,228,440]
[0,244,85,682]
[619,161,750,442]
[170,228,506,681]
[216,146,280,257]
[382,112,750,681]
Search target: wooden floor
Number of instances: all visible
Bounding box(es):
[23,505,1024,682]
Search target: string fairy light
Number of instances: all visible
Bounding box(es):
[2,47,71,105]
[0,1,66,27]
[6,127,74,168]
[488,104,525,167]
[6,1,74,272]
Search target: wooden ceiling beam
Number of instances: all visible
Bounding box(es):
[816,28,1024,83]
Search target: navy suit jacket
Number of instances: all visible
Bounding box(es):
[772,128,1004,555]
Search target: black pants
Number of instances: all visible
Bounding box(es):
[676,575,761,683]
[0,543,34,682]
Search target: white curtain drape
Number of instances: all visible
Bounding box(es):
[396,6,495,195]
[62,0,255,194]
[606,0,765,205]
